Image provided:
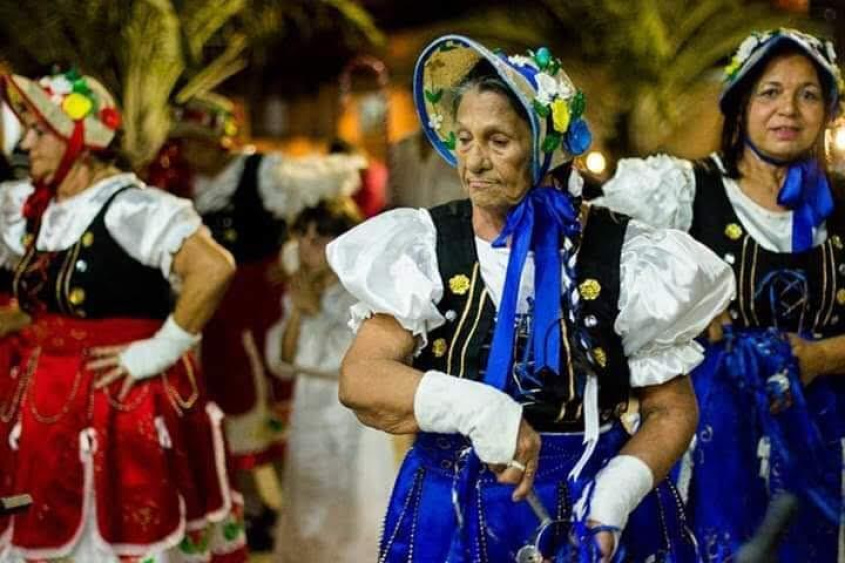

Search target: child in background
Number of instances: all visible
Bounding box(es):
[266,198,395,562]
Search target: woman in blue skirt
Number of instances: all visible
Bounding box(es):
[598,28,845,561]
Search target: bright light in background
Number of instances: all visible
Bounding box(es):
[835,127,845,152]
[585,151,607,175]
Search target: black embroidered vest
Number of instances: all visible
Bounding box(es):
[690,157,845,338]
[202,153,286,264]
[412,199,631,432]
[13,186,172,319]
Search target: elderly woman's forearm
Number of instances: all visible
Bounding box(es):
[339,356,423,434]
[619,377,699,482]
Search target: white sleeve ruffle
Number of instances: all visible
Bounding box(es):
[258,153,366,221]
[596,155,696,231]
[0,180,31,269]
[326,208,445,351]
[616,220,736,387]
[105,187,202,279]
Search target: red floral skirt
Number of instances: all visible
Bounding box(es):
[0,315,247,561]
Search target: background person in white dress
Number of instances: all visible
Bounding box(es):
[265,198,395,562]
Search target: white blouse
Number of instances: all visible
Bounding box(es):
[596,153,827,252]
[326,207,736,388]
[191,152,366,221]
[0,174,202,281]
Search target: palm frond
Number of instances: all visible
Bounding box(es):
[175,33,249,103]
[320,0,386,47]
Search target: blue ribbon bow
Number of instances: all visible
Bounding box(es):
[745,140,833,252]
[484,187,581,391]
[776,160,834,252]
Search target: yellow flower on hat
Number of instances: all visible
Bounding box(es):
[223,118,239,137]
[551,98,571,133]
[62,92,93,121]
[724,57,742,79]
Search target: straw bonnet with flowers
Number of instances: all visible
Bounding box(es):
[170,91,240,144]
[3,70,122,226]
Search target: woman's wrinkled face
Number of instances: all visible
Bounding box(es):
[454,88,533,213]
[745,52,827,162]
[19,111,66,182]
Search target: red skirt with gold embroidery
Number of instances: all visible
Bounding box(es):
[0,291,22,542]
[0,315,247,561]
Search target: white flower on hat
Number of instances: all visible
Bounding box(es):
[508,55,538,69]
[736,35,761,64]
[826,41,837,64]
[535,72,572,106]
[48,75,73,96]
[428,113,444,131]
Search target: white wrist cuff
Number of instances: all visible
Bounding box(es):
[414,370,523,464]
[120,315,200,381]
[158,316,201,346]
[588,455,654,531]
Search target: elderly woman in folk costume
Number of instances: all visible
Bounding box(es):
[0,70,248,562]
[598,29,845,560]
[327,35,735,562]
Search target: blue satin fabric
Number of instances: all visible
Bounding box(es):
[684,328,844,561]
[744,140,834,253]
[777,160,834,252]
[486,187,581,392]
[380,428,700,563]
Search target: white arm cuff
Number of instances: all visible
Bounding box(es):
[120,315,201,380]
[413,370,523,464]
[588,454,654,531]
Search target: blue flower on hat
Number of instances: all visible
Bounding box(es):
[565,119,592,156]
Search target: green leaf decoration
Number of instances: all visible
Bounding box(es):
[72,79,91,96]
[570,91,586,119]
[533,99,550,118]
[439,41,458,52]
[542,132,562,153]
[223,521,244,541]
[179,536,198,555]
[442,131,456,150]
[267,417,285,433]
[425,89,443,104]
[65,68,81,81]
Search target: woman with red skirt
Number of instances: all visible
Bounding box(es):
[0,70,247,562]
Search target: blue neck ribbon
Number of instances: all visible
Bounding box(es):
[745,140,834,252]
[484,186,581,392]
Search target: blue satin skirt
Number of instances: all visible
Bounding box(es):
[681,330,845,562]
[379,425,700,562]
